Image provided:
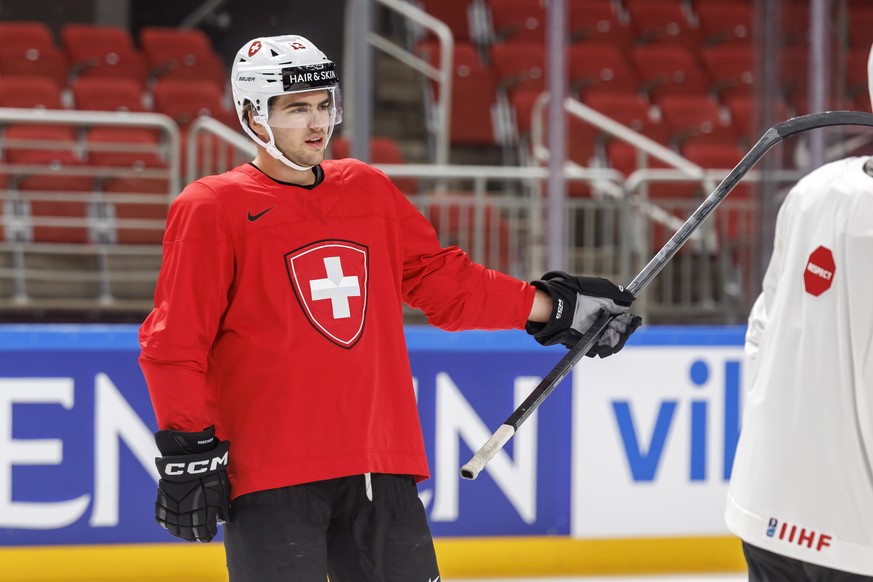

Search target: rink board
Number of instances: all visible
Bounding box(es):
[0,325,747,579]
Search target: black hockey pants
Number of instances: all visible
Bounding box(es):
[743,542,873,582]
[224,473,441,582]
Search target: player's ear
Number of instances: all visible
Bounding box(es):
[247,109,268,139]
[242,102,268,139]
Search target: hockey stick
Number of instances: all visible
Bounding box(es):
[460,110,873,480]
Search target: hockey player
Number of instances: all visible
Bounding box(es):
[725,45,873,581]
[139,35,641,582]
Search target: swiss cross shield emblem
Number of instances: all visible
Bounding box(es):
[285,240,369,348]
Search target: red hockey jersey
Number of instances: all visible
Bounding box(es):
[139,160,535,499]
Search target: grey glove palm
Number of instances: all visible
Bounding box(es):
[525,271,642,356]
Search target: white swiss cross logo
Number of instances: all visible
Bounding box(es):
[285,240,369,348]
[309,256,361,319]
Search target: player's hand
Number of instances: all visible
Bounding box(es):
[154,426,230,542]
[525,271,642,356]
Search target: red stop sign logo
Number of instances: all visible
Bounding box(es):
[804,246,835,296]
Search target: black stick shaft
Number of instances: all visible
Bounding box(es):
[460,111,873,481]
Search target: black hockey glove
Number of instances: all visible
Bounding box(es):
[525,271,642,356]
[154,425,230,543]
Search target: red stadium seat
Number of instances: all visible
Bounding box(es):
[146,47,225,86]
[0,76,63,109]
[568,0,631,47]
[568,42,639,96]
[139,27,225,87]
[331,136,405,163]
[66,45,148,86]
[624,0,700,48]
[606,140,697,198]
[102,177,170,245]
[848,2,873,49]
[566,115,600,167]
[488,0,546,43]
[330,136,417,193]
[519,96,598,195]
[781,2,809,46]
[152,78,228,127]
[421,42,498,145]
[489,42,546,97]
[181,125,244,178]
[722,95,791,142]
[0,81,77,188]
[658,94,738,146]
[695,1,752,46]
[583,91,661,139]
[420,0,473,40]
[595,95,679,176]
[86,127,165,168]
[0,21,54,51]
[508,89,543,138]
[19,172,96,244]
[0,46,69,88]
[72,78,146,112]
[61,24,134,54]
[845,48,869,106]
[562,116,602,175]
[492,0,632,46]
[779,46,809,113]
[682,142,753,240]
[681,141,746,171]
[140,26,213,55]
[427,200,512,272]
[724,95,754,139]
[700,45,753,101]
[4,125,79,165]
[630,45,710,99]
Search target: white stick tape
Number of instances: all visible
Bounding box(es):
[459,424,515,480]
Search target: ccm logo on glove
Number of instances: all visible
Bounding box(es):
[153,426,231,542]
[160,451,228,476]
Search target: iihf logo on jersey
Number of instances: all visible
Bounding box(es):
[285,240,369,348]
[765,515,833,552]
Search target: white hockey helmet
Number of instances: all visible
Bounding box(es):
[231,35,342,171]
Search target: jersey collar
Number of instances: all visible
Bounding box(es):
[246,162,325,190]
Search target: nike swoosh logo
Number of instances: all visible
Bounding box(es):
[247,206,275,222]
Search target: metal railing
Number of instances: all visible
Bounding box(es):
[183,117,778,322]
[344,0,454,165]
[0,108,179,309]
[0,111,815,323]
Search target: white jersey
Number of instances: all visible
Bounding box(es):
[725,156,873,575]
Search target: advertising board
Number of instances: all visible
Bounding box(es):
[0,325,747,578]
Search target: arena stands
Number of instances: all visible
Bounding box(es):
[0,21,234,315]
[0,1,869,324]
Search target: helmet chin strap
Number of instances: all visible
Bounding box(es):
[262,124,315,172]
[243,117,318,172]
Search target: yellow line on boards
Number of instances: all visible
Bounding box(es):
[435,536,747,578]
[0,544,227,582]
[0,536,745,581]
